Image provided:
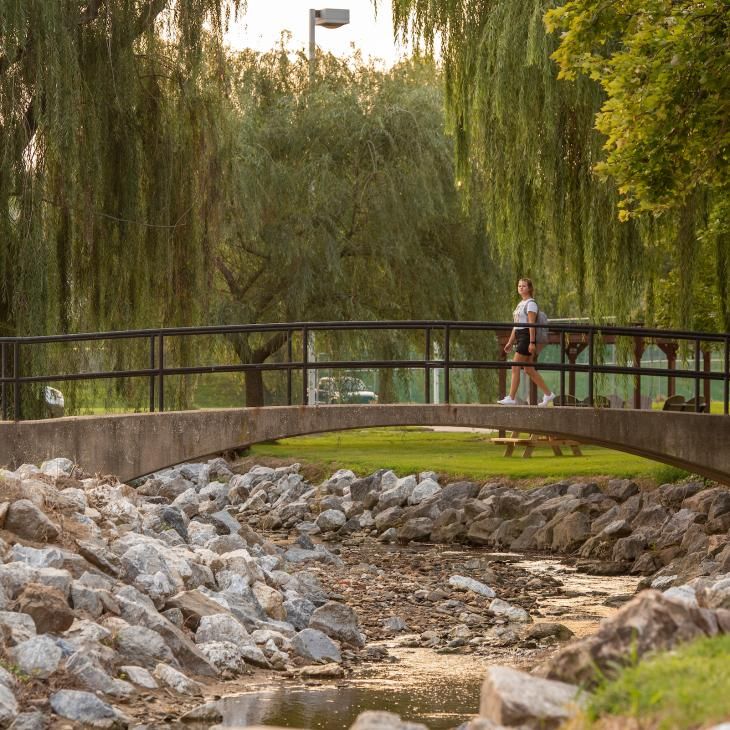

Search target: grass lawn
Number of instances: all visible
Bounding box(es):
[249,428,689,484]
[579,634,730,729]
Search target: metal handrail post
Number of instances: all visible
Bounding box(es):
[157,334,165,412]
[725,335,729,415]
[588,329,594,406]
[149,335,156,412]
[302,327,309,405]
[1,342,6,420]
[424,328,431,404]
[444,324,451,404]
[559,332,566,401]
[694,338,701,411]
[287,331,293,406]
[13,341,20,420]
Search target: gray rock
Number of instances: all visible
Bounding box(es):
[4,500,59,542]
[197,641,248,675]
[8,711,45,730]
[12,635,62,678]
[115,624,178,669]
[114,585,217,676]
[283,595,316,631]
[349,711,428,730]
[316,509,347,533]
[309,601,365,647]
[65,652,135,698]
[0,684,18,728]
[152,663,202,696]
[396,517,433,542]
[448,575,496,599]
[8,545,65,569]
[292,628,342,663]
[119,665,158,689]
[40,458,74,477]
[50,689,127,728]
[479,665,584,729]
[383,616,408,633]
[489,598,530,623]
[540,589,719,685]
[210,509,241,535]
[378,527,398,543]
[195,613,251,646]
[551,511,591,552]
[179,702,223,724]
[605,479,640,502]
[0,611,36,645]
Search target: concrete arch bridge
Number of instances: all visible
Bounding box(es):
[1,404,730,484]
[1,320,729,483]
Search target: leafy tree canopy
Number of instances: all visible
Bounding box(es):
[389,0,729,330]
[215,45,508,404]
[546,0,730,223]
[0,0,243,338]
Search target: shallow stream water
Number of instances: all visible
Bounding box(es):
[213,551,639,729]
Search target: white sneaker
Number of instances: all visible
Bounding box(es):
[538,393,556,407]
[497,396,518,405]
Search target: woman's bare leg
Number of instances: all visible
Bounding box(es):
[509,365,521,399]
[522,365,552,396]
[509,353,534,398]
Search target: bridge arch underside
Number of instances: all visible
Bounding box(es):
[0,405,730,484]
[2,404,729,485]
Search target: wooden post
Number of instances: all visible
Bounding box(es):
[633,336,644,409]
[657,340,679,397]
[703,348,712,406]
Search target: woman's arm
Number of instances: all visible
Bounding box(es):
[527,311,537,351]
[504,326,516,353]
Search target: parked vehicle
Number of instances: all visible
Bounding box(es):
[43,386,65,418]
[316,376,378,404]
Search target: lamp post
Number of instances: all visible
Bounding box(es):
[309,8,350,81]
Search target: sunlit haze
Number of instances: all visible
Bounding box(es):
[225,0,410,66]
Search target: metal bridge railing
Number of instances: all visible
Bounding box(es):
[1,320,729,420]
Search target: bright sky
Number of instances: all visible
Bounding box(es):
[225,0,410,67]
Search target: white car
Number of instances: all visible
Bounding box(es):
[316,376,378,404]
[43,386,65,417]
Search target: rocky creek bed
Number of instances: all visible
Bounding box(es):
[0,457,729,729]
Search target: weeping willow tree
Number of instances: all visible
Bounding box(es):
[0,1,242,413]
[215,47,508,405]
[0,1,243,337]
[388,0,725,330]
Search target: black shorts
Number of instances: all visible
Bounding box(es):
[514,329,532,356]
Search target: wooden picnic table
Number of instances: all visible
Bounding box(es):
[490,432,583,458]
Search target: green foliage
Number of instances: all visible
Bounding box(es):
[0,1,242,338]
[215,46,508,403]
[545,0,730,331]
[586,634,730,729]
[546,0,729,222]
[390,0,729,330]
[250,427,688,482]
[390,0,646,321]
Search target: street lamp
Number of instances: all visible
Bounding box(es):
[309,8,350,81]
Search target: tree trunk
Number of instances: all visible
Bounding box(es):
[245,369,265,407]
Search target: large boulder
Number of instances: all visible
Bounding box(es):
[12,583,74,634]
[539,589,719,685]
[4,500,59,542]
[291,628,341,663]
[50,690,128,728]
[309,601,365,647]
[479,665,584,729]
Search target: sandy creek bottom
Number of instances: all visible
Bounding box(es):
[208,550,639,729]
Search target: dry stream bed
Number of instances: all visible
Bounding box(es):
[191,539,639,729]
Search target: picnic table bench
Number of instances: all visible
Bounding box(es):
[490,432,583,458]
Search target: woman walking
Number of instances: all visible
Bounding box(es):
[497,278,555,406]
